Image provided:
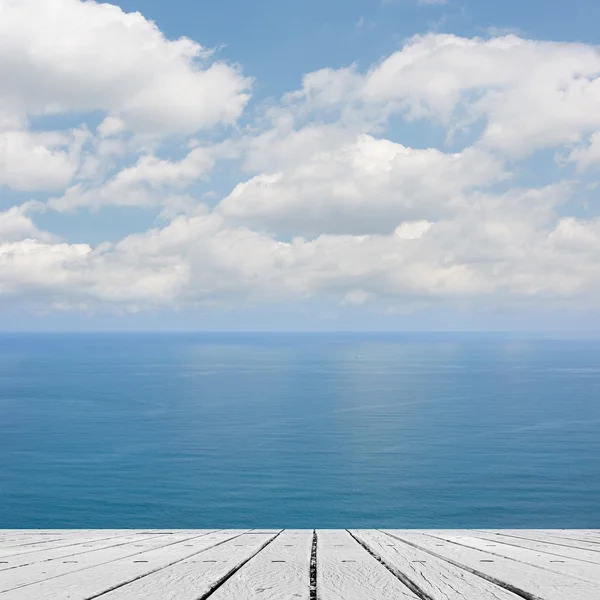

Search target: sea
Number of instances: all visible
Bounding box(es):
[1,332,599,529]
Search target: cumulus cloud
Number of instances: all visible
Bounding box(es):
[568,132,600,170]
[0,7,599,320]
[49,147,216,211]
[2,182,600,313]
[0,128,86,191]
[0,0,251,135]
[218,134,505,236]
[0,204,52,243]
[395,220,433,239]
[287,34,600,156]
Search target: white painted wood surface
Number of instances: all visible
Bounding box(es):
[317,530,418,600]
[470,530,600,565]
[0,530,241,600]
[97,531,279,600]
[0,530,599,599]
[0,532,126,558]
[207,529,311,600]
[0,532,209,591]
[484,529,600,553]
[0,532,172,570]
[384,530,600,600]
[350,529,521,600]
[427,531,600,582]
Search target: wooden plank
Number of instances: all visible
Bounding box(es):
[471,531,600,565]
[538,531,600,545]
[0,530,246,600]
[0,532,171,570]
[0,537,45,549]
[0,531,131,558]
[351,530,522,600]
[207,529,312,600]
[0,532,213,590]
[96,531,281,600]
[510,530,600,546]
[0,532,154,565]
[428,532,600,584]
[0,529,104,548]
[0,534,52,547]
[485,530,600,554]
[0,536,73,553]
[1,529,598,599]
[317,530,419,600]
[383,531,600,600]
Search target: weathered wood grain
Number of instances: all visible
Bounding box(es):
[0,532,210,591]
[207,529,312,600]
[0,532,168,568]
[486,530,600,553]
[97,531,280,600]
[351,529,522,600]
[427,532,600,583]
[383,530,600,600]
[0,531,132,558]
[530,531,600,545]
[471,531,600,565]
[1,530,598,600]
[317,530,419,600]
[0,530,246,600]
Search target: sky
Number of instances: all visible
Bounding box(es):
[1,0,600,331]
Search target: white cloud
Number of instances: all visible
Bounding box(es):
[0,204,52,243]
[394,220,433,239]
[287,34,600,157]
[568,132,600,170]
[97,117,126,138]
[0,239,91,297]
[241,123,362,174]
[2,183,600,313]
[0,0,251,135]
[49,147,216,211]
[0,8,600,321]
[0,0,251,196]
[0,129,85,191]
[218,134,505,236]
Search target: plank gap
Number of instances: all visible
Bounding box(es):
[309,529,317,600]
[194,530,282,600]
[347,530,435,600]
[381,531,543,600]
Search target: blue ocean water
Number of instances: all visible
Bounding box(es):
[0,332,599,529]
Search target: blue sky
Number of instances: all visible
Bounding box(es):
[1,0,600,330]
[106,0,600,146]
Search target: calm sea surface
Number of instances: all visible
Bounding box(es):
[1,333,599,528]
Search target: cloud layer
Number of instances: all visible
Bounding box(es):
[1,1,600,320]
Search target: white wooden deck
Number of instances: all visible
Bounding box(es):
[1,529,599,599]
